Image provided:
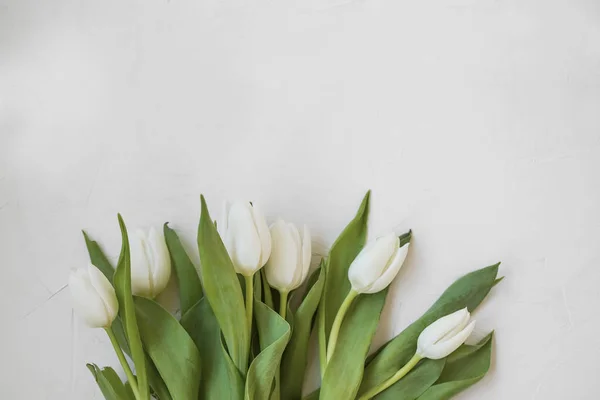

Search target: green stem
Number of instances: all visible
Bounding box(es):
[279,291,289,320]
[245,274,254,346]
[105,326,141,400]
[326,289,359,364]
[358,353,423,400]
[318,306,327,378]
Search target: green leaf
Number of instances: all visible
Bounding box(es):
[124,382,136,400]
[181,298,244,400]
[147,359,173,400]
[245,301,291,400]
[197,195,249,375]
[135,296,201,400]
[112,318,172,400]
[320,290,387,399]
[302,390,320,400]
[113,215,150,400]
[373,359,445,400]
[319,191,370,339]
[83,230,115,284]
[359,263,500,396]
[82,231,171,400]
[280,267,325,400]
[416,333,494,400]
[164,223,203,316]
[87,364,134,400]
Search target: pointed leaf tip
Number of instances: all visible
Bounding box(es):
[399,230,412,247]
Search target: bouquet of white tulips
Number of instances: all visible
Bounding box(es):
[70,191,501,400]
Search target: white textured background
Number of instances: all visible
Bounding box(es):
[1,0,599,398]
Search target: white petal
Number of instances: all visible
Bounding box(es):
[228,202,263,275]
[86,263,118,322]
[348,233,399,293]
[425,321,476,359]
[264,220,298,291]
[69,268,111,328]
[417,308,470,355]
[288,222,304,289]
[130,230,153,298]
[149,226,172,297]
[438,308,470,343]
[362,242,409,294]
[251,203,272,267]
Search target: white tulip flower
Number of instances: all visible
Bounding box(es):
[219,201,271,276]
[130,226,172,298]
[348,232,410,294]
[265,220,311,293]
[69,263,119,328]
[417,308,476,360]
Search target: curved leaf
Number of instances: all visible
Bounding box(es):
[320,290,387,399]
[374,359,445,400]
[83,231,115,283]
[359,264,500,396]
[113,215,149,400]
[83,226,170,400]
[417,333,494,400]
[164,223,203,316]
[245,301,291,400]
[87,364,134,400]
[181,298,244,400]
[135,297,201,400]
[319,191,370,338]
[198,195,249,375]
[280,267,325,400]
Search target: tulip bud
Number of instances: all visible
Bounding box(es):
[416,308,476,359]
[130,226,172,298]
[69,264,119,328]
[264,220,311,293]
[218,201,272,276]
[348,232,410,294]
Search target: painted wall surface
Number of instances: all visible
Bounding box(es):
[1,0,599,398]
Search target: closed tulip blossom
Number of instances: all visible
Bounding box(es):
[359,308,476,400]
[69,263,119,328]
[326,231,411,363]
[264,220,311,318]
[348,233,410,294]
[219,200,272,340]
[417,308,476,359]
[130,226,172,299]
[219,201,272,276]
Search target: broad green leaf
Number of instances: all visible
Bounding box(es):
[147,359,173,400]
[320,290,387,399]
[135,296,201,400]
[417,333,494,400]
[124,382,136,400]
[113,215,149,400]
[181,298,244,400]
[164,223,203,315]
[245,301,291,400]
[82,231,170,400]
[359,264,500,396]
[319,191,370,339]
[374,359,445,400]
[86,364,134,400]
[302,390,319,400]
[83,230,115,284]
[280,267,325,400]
[197,195,249,375]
